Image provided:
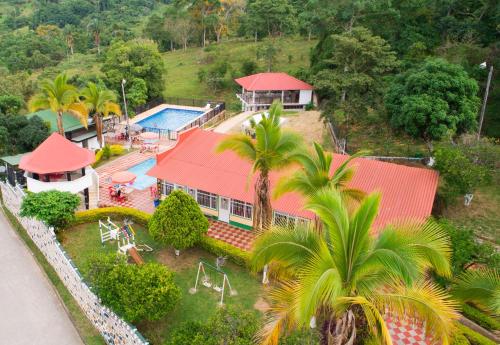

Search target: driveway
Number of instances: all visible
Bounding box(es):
[0,210,83,345]
[213,111,253,133]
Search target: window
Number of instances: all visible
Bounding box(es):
[197,190,218,209]
[273,212,309,229]
[161,181,174,195]
[188,188,196,199]
[231,199,253,219]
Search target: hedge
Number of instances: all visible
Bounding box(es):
[451,331,470,345]
[462,304,500,331]
[457,324,497,345]
[199,235,249,266]
[72,207,250,266]
[72,207,150,227]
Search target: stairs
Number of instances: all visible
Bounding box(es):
[88,171,100,209]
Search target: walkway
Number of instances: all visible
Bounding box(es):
[213,111,253,134]
[0,211,83,345]
[208,220,254,251]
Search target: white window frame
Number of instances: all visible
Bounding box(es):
[273,211,310,229]
[230,199,253,219]
[197,190,218,210]
[161,181,174,195]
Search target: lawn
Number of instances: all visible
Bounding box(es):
[61,221,263,344]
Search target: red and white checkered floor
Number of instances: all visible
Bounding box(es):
[96,152,433,345]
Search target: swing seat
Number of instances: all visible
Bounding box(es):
[202,278,212,288]
[213,285,222,292]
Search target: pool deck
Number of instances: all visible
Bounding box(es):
[128,103,210,126]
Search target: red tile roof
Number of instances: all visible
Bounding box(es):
[148,128,438,230]
[19,133,95,174]
[235,72,314,91]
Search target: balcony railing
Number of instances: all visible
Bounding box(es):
[237,93,300,105]
[25,168,97,194]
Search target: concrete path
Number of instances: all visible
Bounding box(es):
[213,111,253,133]
[0,211,83,345]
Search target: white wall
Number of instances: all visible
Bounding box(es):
[26,167,97,194]
[87,137,100,151]
[299,90,313,105]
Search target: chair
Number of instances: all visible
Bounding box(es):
[108,186,117,200]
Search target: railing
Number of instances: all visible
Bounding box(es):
[0,182,149,345]
[133,97,225,115]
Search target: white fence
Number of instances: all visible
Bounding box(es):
[0,182,148,345]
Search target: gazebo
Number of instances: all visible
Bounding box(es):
[19,133,98,209]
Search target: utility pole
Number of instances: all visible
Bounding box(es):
[477,63,493,140]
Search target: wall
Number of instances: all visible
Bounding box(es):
[299,90,313,105]
[26,168,97,194]
[229,214,253,229]
[199,205,218,218]
[0,182,148,345]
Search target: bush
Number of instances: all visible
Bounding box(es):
[110,144,125,156]
[305,101,315,111]
[72,207,151,227]
[93,149,104,166]
[462,304,500,331]
[149,190,209,251]
[165,306,259,345]
[240,59,258,76]
[452,331,471,345]
[199,235,249,266]
[457,324,497,345]
[85,253,181,323]
[102,145,111,160]
[20,190,80,230]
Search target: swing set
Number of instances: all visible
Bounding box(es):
[189,260,237,305]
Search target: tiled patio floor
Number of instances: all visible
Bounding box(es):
[207,220,254,251]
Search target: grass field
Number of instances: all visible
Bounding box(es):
[61,221,263,344]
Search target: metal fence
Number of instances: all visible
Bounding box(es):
[133,97,225,115]
[0,182,149,345]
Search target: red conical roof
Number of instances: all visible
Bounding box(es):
[19,133,95,174]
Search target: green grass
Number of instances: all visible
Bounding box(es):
[62,222,263,344]
[0,205,104,345]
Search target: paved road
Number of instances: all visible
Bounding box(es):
[0,210,83,345]
[213,111,253,133]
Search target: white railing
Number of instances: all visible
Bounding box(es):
[0,182,148,345]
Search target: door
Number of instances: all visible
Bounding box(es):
[218,197,230,223]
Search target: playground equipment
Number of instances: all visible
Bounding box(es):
[189,260,237,305]
[98,217,151,264]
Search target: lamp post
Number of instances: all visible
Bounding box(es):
[121,79,130,145]
[477,62,494,140]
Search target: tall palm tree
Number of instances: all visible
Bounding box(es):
[453,268,500,315]
[81,82,122,148]
[273,142,367,205]
[216,101,302,231]
[251,188,458,345]
[29,73,88,136]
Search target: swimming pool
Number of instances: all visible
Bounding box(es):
[136,107,205,131]
[127,158,157,190]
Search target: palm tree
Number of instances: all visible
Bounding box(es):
[81,82,122,148]
[216,101,302,231]
[273,142,367,205]
[250,188,459,345]
[29,74,88,136]
[453,268,500,315]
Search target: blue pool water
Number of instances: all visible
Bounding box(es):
[136,107,204,131]
[127,158,157,190]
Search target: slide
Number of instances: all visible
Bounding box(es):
[128,247,144,265]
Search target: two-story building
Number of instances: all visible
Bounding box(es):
[147,128,439,232]
[235,72,315,112]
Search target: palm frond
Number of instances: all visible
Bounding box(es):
[453,268,500,314]
[67,102,89,128]
[215,134,257,162]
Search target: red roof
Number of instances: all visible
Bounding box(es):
[19,133,95,174]
[235,72,314,91]
[148,128,438,230]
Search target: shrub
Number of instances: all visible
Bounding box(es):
[451,331,471,345]
[149,190,209,251]
[240,59,258,76]
[85,253,181,323]
[457,324,497,345]
[165,306,259,345]
[20,190,80,230]
[199,235,249,266]
[72,207,150,227]
[110,144,125,156]
[305,101,315,111]
[93,149,103,166]
[102,145,112,160]
[462,304,500,331]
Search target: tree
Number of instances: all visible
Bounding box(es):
[0,94,23,115]
[28,73,88,136]
[82,82,121,148]
[86,18,102,55]
[149,190,209,252]
[434,146,491,202]
[273,143,366,205]
[20,191,80,230]
[251,188,458,344]
[312,27,398,136]
[212,0,245,43]
[103,40,165,100]
[453,269,500,315]
[85,253,181,322]
[257,38,281,72]
[385,58,480,150]
[0,115,50,155]
[216,101,302,231]
[245,0,297,38]
[126,78,148,109]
